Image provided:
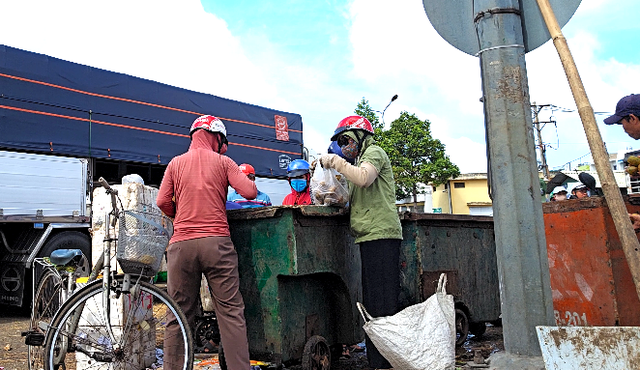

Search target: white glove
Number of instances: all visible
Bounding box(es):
[319,154,378,188]
[319,154,340,169]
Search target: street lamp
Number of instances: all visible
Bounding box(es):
[375,94,398,126]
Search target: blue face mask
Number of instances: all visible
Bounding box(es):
[290,179,307,192]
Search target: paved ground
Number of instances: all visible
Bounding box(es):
[1,307,503,370]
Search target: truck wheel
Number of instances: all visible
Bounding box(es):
[39,232,91,270]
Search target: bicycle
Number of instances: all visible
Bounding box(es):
[25,250,91,370]
[39,177,193,370]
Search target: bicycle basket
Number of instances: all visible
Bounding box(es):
[117,210,172,277]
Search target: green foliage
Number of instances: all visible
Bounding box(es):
[354,97,380,128]
[382,112,460,200]
[354,98,384,142]
[353,99,460,201]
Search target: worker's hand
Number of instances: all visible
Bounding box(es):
[630,213,640,232]
[319,154,339,169]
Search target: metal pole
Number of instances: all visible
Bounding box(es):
[532,104,551,180]
[475,0,554,357]
[535,0,640,301]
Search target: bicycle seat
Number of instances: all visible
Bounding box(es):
[50,249,84,266]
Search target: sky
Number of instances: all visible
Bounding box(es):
[1,0,639,174]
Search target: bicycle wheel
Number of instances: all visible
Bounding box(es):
[44,277,193,370]
[28,268,64,370]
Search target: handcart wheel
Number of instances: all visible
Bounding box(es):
[455,308,470,346]
[302,335,331,370]
[194,315,221,351]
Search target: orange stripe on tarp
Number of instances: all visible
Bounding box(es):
[0,72,303,133]
[0,104,302,155]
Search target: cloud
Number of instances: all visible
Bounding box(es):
[347,0,486,172]
[0,0,276,105]
[524,7,640,169]
[346,0,640,173]
[3,0,639,176]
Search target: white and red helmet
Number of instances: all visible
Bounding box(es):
[190,115,227,139]
[330,115,374,141]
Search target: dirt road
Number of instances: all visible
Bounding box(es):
[0,307,29,370]
[0,307,503,370]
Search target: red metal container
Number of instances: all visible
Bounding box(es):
[543,196,640,326]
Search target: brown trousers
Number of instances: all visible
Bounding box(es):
[164,236,250,370]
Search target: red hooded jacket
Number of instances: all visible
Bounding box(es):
[157,130,257,243]
[282,174,312,206]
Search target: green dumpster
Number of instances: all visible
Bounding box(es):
[399,212,500,344]
[228,206,362,367]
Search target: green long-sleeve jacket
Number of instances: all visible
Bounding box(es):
[348,135,402,243]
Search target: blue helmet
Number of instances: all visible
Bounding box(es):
[327,141,355,164]
[287,159,310,177]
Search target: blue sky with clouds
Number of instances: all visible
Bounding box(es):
[1,0,638,174]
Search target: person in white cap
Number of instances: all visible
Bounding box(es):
[550,186,568,201]
[570,184,589,199]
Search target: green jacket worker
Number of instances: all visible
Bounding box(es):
[319,115,402,370]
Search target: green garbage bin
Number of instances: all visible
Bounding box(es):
[228,206,362,367]
[399,212,500,345]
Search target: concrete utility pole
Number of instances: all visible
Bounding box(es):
[531,103,552,180]
[475,0,554,359]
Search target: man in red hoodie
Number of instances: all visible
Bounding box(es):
[157,115,256,370]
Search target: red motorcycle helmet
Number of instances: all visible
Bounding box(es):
[239,163,255,176]
[190,115,227,139]
[330,115,374,141]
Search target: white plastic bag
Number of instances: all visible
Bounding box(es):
[122,173,145,184]
[357,273,455,370]
[310,163,349,207]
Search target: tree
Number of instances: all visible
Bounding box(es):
[354,98,384,143]
[383,112,460,203]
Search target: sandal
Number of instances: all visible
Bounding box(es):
[203,340,218,353]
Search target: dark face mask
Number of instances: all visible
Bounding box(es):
[338,135,358,159]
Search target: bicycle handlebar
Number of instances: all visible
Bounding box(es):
[98,177,117,194]
[98,177,119,226]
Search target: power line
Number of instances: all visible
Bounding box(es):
[531,103,615,174]
[544,104,611,116]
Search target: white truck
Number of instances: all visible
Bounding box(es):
[0,151,91,306]
[0,45,304,308]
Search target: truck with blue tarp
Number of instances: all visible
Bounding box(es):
[0,44,305,307]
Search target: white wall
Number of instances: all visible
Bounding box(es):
[469,206,493,216]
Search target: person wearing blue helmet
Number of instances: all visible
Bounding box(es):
[282,159,313,205]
